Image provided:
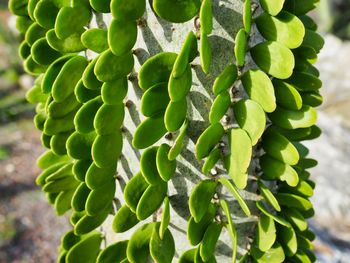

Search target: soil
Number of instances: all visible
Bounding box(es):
[0,120,70,263]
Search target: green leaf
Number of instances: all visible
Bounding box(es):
[44,111,77,136]
[62,230,81,250]
[257,180,281,211]
[85,163,116,190]
[74,96,103,134]
[227,128,252,189]
[101,77,128,105]
[259,0,285,16]
[283,0,320,16]
[195,123,225,160]
[85,179,115,216]
[262,127,300,165]
[200,0,213,35]
[140,146,164,185]
[132,113,167,149]
[202,148,221,175]
[108,19,137,56]
[301,91,323,107]
[55,6,91,39]
[268,105,317,130]
[200,222,223,261]
[277,225,298,256]
[124,172,149,212]
[168,64,192,102]
[275,193,312,211]
[291,250,312,263]
[260,154,299,187]
[168,120,188,160]
[274,125,320,142]
[219,177,251,216]
[150,224,175,263]
[66,232,102,263]
[187,203,216,246]
[127,223,157,263]
[50,132,70,154]
[212,64,238,96]
[241,69,276,113]
[153,0,200,23]
[273,79,302,110]
[251,242,285,263]
[112,205,139,233]
[54,189,75,215]
[94,104,125,135]
[243,0,251,33]
[255,214,276,252]
[111,0,146,21]
[234,29,247,67]
[282,208,308,232]
[66,131,96,160]
[136,182,168,220]
[301,29,324,53]
[156,144,176,182]
[81,28,109,53]
[45,163,74,182]
[18,41,31,59]
[8,0,29,16]
[195,248,216,263]
[74,205,110,235]
[82,57,103,90]
[31,37,61,65]
[220,200,237,263]
[48,93,80,118]
[297,158,318,169]
[52,56,87,102]
[90,0,111,13]
[250,41,295,79]
[293,141,309,158]
[286,71,322,92]
[26,84,49,104]
[94,49,134,82]
[138,52,177,91]
[209,91,231,124]
[164,98,187,132]
[189,180,217,222]
[172,31,198,78]
[256,11,305,49]
[299,15,318,31]
[92,133,123,168]
[46,29,85,53]
[96,240,128,263]
[200,33,212,74]
[280,180,314,198]
[233,99,266,146]
[141,83,170,117]
[159,197,170,239]
[34,0,59,29]
[36,150,70,170]
[256,201,291,227]
[179,249,196,263]
[71,182,90,212]
[24,55,47,76]
[25,22,47,46]
[28,0,40,20]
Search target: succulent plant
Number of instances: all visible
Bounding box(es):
[9,0,324,262]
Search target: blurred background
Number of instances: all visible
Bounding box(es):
[0,0,349,262]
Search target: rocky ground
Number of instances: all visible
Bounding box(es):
[306,35,350,262]
[0,120,70,263]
